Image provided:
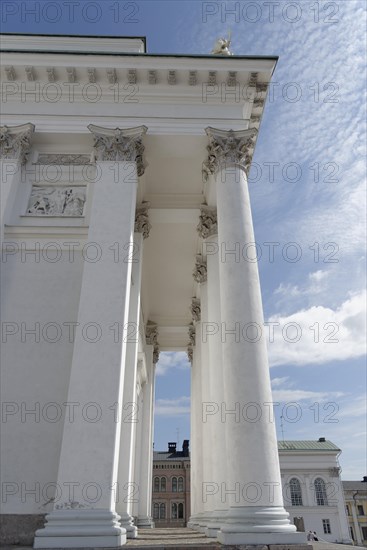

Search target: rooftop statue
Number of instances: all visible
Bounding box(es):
[211,33,233,56]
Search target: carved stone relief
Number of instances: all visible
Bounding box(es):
[26,186,86,216]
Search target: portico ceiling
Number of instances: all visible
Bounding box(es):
[139,135,208,351]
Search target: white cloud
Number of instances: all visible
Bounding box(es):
[267,289,366,366]
[155,351,190,376]
[155,396,190,416]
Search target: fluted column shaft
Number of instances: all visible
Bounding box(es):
[136,346,155,527]
[116,232,143,538]
[34,125,147,549]
[204,233,228,536]
[204,127,302,545]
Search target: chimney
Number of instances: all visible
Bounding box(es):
[362,476,367,482]
[182,439,189,457]
[168,442,176,453]
[318,437,326,442]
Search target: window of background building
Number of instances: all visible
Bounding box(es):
[159,503,166,519]
[314,478,328,506]
[322,519,331,534]
[161,477,166,492]
[154,477,159,492]
[178,477,184,492]
[358,505,364,515]
[362,527,367,540]
[289,478,303,506]
[346,505,350,515]
[350,526,355,541]
[172,477,178,492]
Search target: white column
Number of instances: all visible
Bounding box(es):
[193,286,213,532]
[202,231,228,536]
[136,344,156,527]
[204,127,304,545]
[187,305,203,529]
[116,224,145,537]
[0,123,34,246]
[34,125,147,549]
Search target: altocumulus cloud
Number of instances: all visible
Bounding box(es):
[155,396,191,417]
[267,289,366,366]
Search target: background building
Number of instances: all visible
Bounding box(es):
[343,478,367,546]
[152,441,190,527]
[153,438,352,544]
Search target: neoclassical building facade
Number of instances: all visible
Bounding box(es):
[152,439,352,544]
[1,34,309,547]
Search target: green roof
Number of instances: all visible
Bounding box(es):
[278,440,340,452]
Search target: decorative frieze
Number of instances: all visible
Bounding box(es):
[190,298,201,322]
[5,66,15,81]
[193,254,207,283]
[189,71,197,86]
[107,68,117,84]
[135,202,151,239]
[25,66,35,82]
[168,70,176,85]
[203,127,258,177]
[227,71,237,86]
[0,123,35,164]
[128,69,137,84]
[88,124,147,176]
[46,67,56,82]
[66,67,76,83]
[197,205,217,239]
[208,71,217,85]
[34,153,92,165]
[26,186,86,216]
[148,70,157,84]
[249,72,258,87]
[87,68,96,83]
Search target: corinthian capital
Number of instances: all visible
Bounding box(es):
[135,202,151,239]
[88,124,147,176]
[193,254,207,284]
[0,123,35,164]
[197,205,217,239]
[190,298,201,322]
[203,127,257,179]
[145,321,158,346]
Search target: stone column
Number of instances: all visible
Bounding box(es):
[34,125,147,549]
[0,123,34,244]
[190,287,212,532]
[196,211,228,537]
[203,127,303,545]
[187,304,203,529]
[116,204,151,538]
[136,340,158,528]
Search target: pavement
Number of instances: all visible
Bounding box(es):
[2,528,365,550]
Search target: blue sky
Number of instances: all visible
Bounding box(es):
[3,0,366,479]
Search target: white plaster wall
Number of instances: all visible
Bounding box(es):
[1,249,84,514]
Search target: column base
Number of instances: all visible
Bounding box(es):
[33,509,126,548]
[196,511,212,532]
[217,506,306,545]
[187,515,202,530]
[205,509,227,537]
[118,512,138,539]
[136,516,154,528]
